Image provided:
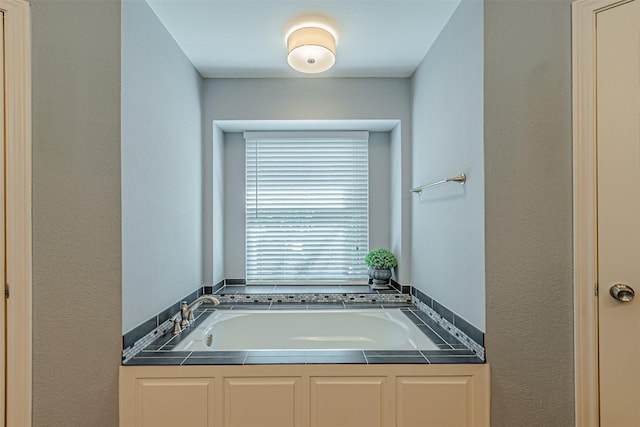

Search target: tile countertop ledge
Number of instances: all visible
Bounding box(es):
[123,304,484,366]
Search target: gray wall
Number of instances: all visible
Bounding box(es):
[484,0,574,425]
[222,133,244,279]
[210,125,226,285]
[121,0,204,333]
[389,124,406,280]
[368,132,393,251]
[221,131,392,279]
[31,1,121,426]
[203,78,412,283]
[410,0,485,330]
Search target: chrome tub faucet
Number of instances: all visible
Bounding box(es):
[172,295,220,335]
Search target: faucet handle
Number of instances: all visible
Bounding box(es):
[173,317,181,335]
[180,301,189,329]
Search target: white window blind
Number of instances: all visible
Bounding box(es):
[245,131,369,282]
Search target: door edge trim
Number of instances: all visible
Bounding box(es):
[2,0,32,425]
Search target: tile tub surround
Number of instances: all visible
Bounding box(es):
[411,288,485,360]
[122,287,204,354]
[123,283,485,363]
[123,280,225,356]
[124,305,483,365]
[122,289,412,361]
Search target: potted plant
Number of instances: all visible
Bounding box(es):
[364,248,398,289]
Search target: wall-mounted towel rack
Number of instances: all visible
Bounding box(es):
[410,173,466,195]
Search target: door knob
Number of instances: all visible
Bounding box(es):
[609,283,635,302]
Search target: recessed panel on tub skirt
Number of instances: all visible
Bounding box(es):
[309,376,388,427]
[135,378,215,427]
[396,376,473,427]
[223,377,302,427]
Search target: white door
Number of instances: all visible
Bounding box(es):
[596,0,640,425]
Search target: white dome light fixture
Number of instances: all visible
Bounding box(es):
[287,26,336,74]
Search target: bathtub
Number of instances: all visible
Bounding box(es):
[171,308,438,352]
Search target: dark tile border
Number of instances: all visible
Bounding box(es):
[122,317,157,351]
[389,278,411,294]
[214,284,398,295]
[124,348,482,366]
[202,280,224,295]
[412,288,433,308]
[182,356,247,365]
[123,305,484,366]
[122,288,203,353]
[212,292,411,305]
[433,300,455,324]
[454,314,484,346]
[411,288,484,349]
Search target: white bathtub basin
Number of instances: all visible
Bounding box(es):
[171,309,438,351]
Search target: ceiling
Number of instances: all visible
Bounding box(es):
[145,0,462,79]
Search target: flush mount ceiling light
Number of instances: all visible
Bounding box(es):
[287,26,336,74]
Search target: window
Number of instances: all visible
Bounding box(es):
[245,131,369,282]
